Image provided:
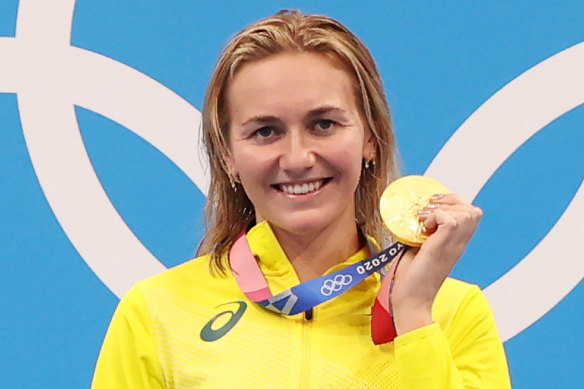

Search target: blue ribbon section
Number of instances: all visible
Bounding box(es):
[258,241,405,315]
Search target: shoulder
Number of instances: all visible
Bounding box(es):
[433,278,499,337]
[435,277,481,304]
[119,253,239,314]
[434,277,489,315]
[138,253,216,291]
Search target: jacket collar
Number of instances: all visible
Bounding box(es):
[245,221,372,283]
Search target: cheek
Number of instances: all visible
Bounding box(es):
[331,149,361,171]
[329,137,366,174]
[321,151,363,195]
[232,148,275,183]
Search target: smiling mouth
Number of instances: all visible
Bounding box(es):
[275,178,332,195]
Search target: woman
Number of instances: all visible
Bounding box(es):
[92,10,511,388]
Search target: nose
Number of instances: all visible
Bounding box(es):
[279,129,316,175]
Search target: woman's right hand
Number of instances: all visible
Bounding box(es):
[389,193,483,335]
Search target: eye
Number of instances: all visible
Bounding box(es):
[314,119,336,133]
[249,125,283,144]
[253,126,276,138]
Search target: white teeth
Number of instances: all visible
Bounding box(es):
[280,180,324,194]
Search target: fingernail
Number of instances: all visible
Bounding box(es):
[418,210,431,217]
[431,194,445,201]
[426,203,440,209]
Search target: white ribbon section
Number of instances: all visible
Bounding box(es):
[426,42,584,341]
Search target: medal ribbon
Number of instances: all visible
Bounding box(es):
[229,230,406,344]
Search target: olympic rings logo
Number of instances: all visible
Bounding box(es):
[320,275,353,296]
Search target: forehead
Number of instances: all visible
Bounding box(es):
[225,52,359,123]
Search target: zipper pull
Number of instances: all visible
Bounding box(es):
[304,308,313,321]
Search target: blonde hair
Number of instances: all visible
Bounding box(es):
[199,10,400,272]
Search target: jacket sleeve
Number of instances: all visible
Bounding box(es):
[91,284,165,389]
[393,285,511,389]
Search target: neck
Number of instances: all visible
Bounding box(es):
[270,221,361,282]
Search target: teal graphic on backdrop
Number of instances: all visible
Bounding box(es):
[0,0,582,387]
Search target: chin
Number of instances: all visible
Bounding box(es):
[268,211,339,236]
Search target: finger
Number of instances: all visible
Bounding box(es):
[429,193,469,206]
[418,208,442,232]
[418,207,482,234]
[420,203,483,216]
[424,208,450,232]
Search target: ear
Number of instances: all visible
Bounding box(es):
[223,150,237,179]
[362,128,376,160]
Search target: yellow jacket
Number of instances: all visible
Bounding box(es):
[92,221,511,388]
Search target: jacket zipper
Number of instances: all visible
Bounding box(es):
[299,308,314,388]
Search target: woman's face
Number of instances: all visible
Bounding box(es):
[225,52,375,237]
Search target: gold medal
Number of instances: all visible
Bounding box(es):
[380,175,449,246]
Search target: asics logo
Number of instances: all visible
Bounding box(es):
[320,275,353,296]
[200,301,247,342]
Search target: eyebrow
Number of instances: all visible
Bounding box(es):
[241,115,281,127]
[240,105,347,127]
[306,105,347,118]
